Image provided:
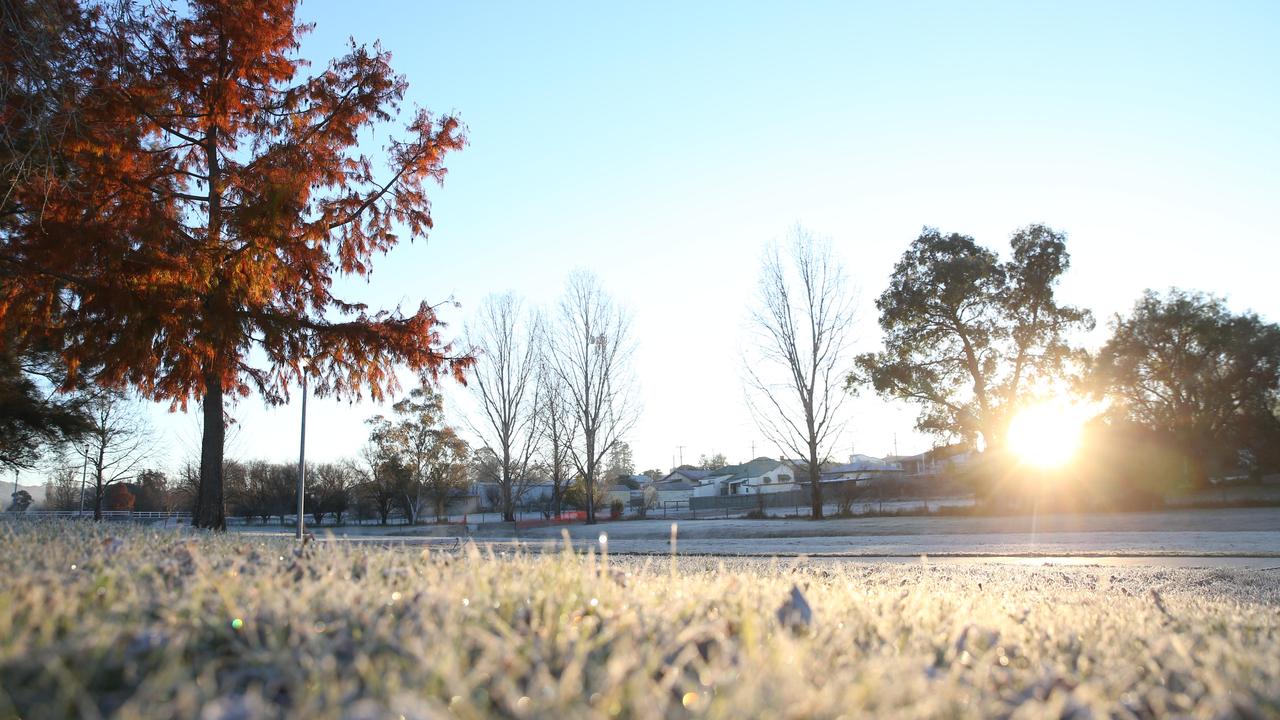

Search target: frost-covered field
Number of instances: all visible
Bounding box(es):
[2,522,1278,719]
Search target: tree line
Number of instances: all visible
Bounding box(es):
[749,225,1280,517]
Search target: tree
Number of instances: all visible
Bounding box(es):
[534,357,573,518]
[366,384,452,524]
[854,225,1092,451]
[605,441,634,481]
[76,391,153,520]
[697,453,727,471]
[312,462,356,525]
[42,463,81,511]
[0,0,471,531]
[1091,289,1280,484]
[744,228,856,519]
[356,442,404,525]
[0,342,91,471]
[133,469,171,512]
[234,461,291,524]
[640,468,665,483]
[548,272,637,524]
[467,293,541,521]
[7,489,33,512]
[423,427,469,521]
[104,484,134,512]
[564,473,609,515]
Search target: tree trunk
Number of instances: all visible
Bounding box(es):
[809,470,824,519]
[93,479,103,521]
[501,479,514,522]
[194,369,226,530]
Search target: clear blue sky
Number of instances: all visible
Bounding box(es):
[136,0,1280,476]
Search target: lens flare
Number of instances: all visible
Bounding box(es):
[1007,400,1094,469]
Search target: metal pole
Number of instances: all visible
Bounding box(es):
[296,373,308,540]
[78,445,89,516]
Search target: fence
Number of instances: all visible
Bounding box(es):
[1,510,193,524]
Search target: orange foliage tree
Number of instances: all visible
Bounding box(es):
[0,0,471,529]
[105,483,136,512]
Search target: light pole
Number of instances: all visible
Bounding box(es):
[77,445,89,517]
[296,368,308,540]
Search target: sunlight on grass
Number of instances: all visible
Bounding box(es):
[0,521,1276,718]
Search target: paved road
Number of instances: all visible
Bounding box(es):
[509,507,1280,540]
[235,507,1280,566]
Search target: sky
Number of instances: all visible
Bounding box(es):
[106,0,1280,480]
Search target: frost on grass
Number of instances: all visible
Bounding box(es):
[0,523,1277,719]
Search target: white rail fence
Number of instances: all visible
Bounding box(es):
[1,510,192,524]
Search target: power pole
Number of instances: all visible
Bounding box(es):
[676,445,685,466]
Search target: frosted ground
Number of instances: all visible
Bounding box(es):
[3,521,1279,718]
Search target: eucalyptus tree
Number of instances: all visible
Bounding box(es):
[854,224,1092,452]
[1092,289,1280,483]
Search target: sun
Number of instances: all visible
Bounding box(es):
[1006,400,1089,469]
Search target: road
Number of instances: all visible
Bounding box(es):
[237,507,1280,566]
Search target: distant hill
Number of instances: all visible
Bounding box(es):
[5,482,48,506]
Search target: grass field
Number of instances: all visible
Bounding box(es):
[1,522,1278,719]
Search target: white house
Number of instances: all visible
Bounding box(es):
[687,458,798,496]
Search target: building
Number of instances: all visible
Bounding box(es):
[606,484,633,508]
[819,454,903,486]
[886,444,973,481]
[653,478,697,505]
[659,468,714,485]
[689,457,797,496]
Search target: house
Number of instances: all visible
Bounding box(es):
[606,484,633,507]
[659,468,714,485]
[690,457,797,496]
[886,444,973,481]
[618,474,655,489]
[653,478,696,505]
[820,454,903,486]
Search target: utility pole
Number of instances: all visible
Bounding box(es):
[296,370,308,540]
[676,445,685,466]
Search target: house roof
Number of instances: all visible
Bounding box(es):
[655,479,695,491]
[661,468,713,483]
[826,455,901,474]
[717,457,784,481]
[606,484,633,493]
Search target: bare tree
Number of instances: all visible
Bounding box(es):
[534,357,574,518]
[744,228,856,519]
[75,391,154,520]
[467,293,542,522]
[549,272,638,524]
[312,462,357,525]
[355,442,403,526]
